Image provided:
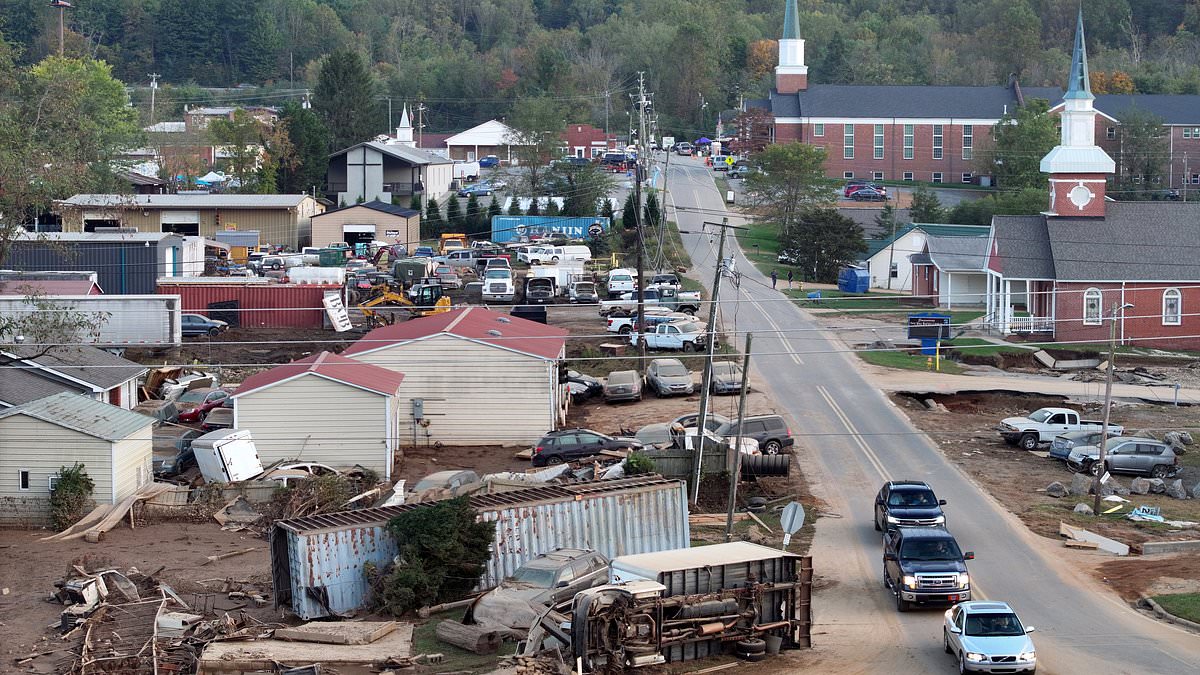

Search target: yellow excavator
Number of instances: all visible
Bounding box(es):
[358,283,452,327]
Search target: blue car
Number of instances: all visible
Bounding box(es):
[413,246,435,257]
[457,182,495,197]
[479,155,500,168]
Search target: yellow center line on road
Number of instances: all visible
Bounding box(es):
[817,385,890,483]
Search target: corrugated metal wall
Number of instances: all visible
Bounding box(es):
[7,241,161,294]
[273,479,690,620]
[157,283,337,328]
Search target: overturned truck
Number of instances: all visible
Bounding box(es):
[523,542,812,671]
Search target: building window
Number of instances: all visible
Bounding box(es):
[890,263,898,278]
[844,171,854,179]
[1186,128,1195,139]
[903,172,914,181]
[19,470,30,491]
[962,124,973,160]
[1194,127,1200,137]
[1107,127,1117,139]
[1191,174,1200,184]
[873,124,884,160]
[932,172,943,183]
[814,123,825,137]
[962,172,973,184]
[933,125,943,160]
[48,475,61,492]
[1163,288,1182,325]
[873,171,884,181]
[843,124,854,159]
[903,124,914,160]
[1083,288,1102,325]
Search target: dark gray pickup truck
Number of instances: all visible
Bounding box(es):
[883,526,973,612]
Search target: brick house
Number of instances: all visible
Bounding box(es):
[560,123,618,159]
[984,14,1200,350]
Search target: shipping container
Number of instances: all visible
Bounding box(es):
[0,294,182,346]
[490,216,610,244]
[157,281,339,329]
[270,476,690,620]
[7,232,191,295]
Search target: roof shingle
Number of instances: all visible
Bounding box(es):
[232,351,405,398]
[0,392,153,440]
[342,307,568,360]
[2,346,147,390]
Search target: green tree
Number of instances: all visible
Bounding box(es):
[818,31,853,84]
[487,195,502,220]
[600,196,616,222]
[1113,108,1168,200]
[873,203,900,240]
[506,198,523,216]
[782,208,866,283]
[909,186,945,223]
[560,165,614,217]
[744,143,835,235]
[217,0,282,82]
[423,197,443,238]
[445,195,462,227]
[314,48,379,150]
[209,109,266,192]
[643,191,661,228]
[984,98,1058,190]
[945,188,1048,225]
[545,199,560,216]
[465,193,483,233]
[410,194,422,212]
[505,96,565,197]
[621,193,638,230]
[277,101,330,194]
[976,0,1043,80]
[527,197,541,216]
[49,463,95,531]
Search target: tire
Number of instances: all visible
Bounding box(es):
[896,590,909,613]
[739,652,766,662]
[944,629,953,654]
[874,513,882,532]
[551,256,560,263]
[682,341,695,353]
[1151,464,1170,479]
[1090,461,1103,476]
[959,652,967,674]
[618,326,631,335]
[207,327,220,337]
[546,455,564,466]
[736,638,766,654]
[763,440,783,455]
[654,384,664,398]
[1019,433,1040,451]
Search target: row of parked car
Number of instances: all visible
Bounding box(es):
[999,406,1180,479]
[872,480,1037,673]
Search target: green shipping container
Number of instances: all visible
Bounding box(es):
[319,249,346,267]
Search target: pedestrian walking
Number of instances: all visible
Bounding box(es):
[770,270,778,289]
[787,270,794,289]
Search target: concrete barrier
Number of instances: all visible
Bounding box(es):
[1139,539,1200,555]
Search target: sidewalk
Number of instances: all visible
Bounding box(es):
[863,366,1200,405]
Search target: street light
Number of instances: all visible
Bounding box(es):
[1092,302,1134,516]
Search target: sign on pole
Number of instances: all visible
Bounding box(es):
[780,501,806,547]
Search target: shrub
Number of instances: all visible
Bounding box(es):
[49,463,94,531]
[625,451,656,475]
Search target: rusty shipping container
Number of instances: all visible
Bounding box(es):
[269,476,691,620]
[157,282,338,329]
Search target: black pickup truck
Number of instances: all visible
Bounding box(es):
[883,526,973,612]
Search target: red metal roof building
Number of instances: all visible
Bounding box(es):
[343,306,568,361]
[232,351,405,398]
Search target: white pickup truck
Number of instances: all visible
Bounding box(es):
[630,320,710,351]
[599,285,702,317]
[997,407,1124,450]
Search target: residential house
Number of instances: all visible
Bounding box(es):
[443,120,520,163]
[231,352,405,478]
[561,123,618,159]
[909,235,990,308]
[0,392,154,526]
[309,200,421,251]
[0,345,148,410]
[7,231,200,294]
[341,307,569,446]
[184,106,279,134]
[860,224,990,292]
[52,194,324,251]
[984,12,1200,349]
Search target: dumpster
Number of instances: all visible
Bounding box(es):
[318,248,346,267]
[837,266,870,293]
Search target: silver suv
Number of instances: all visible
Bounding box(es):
[1067,437,1179,478]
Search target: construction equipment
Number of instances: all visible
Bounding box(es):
[358,284,451,326]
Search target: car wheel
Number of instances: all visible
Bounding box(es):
[619,326,631,335]
[959,652,967,674]
[682,341,695,353]
[207,327,220,337]
[654,384,664,398]
[895,590,909,613]
[944,629,953,655]
[1019,433,1039,451]
[546,455,564,466]
[1090,461,1103,476]
[763,440,783,455]
[551,256,559,263]
[1151,464,1170,479]
[874,513,882,532]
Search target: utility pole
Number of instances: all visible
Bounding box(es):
[1093,302,1133,516]
[689,218,747,504]
[417,102,427,148]
[725,332,753,540]
[148,73,160,125]
[51,0,71,56]
[633,72,650,366]
[387,97,393,133]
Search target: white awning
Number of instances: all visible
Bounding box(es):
[343,224,376,233]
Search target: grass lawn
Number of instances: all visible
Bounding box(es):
[944,337,1033,356]
[856,347,965,374]
[787,288,909,310]
[1152,593,1200,623]
[411,610,516,672]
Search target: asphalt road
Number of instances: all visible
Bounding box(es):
[661,155,1200,675]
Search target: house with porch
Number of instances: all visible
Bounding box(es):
[984,12,1200,349]
[861,223,989,292]
[910,235,990,308]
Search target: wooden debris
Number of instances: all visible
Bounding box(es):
[434,620,503,654]
[200,547,260,566]
[275,620,397,645]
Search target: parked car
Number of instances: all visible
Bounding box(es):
[482,268,515,303]
[603,370,643,403]
[883,526,973,612]
[634,319,709,351]
[997,407,1123,450]
[943,601,1037,674]
[606,308,687,334]
[650,272,680,287]
[479,155,500,168]
[457,182,496,197]
[713,415,793,455]
[201,406,234,431]
[850,186,888,201]
[409,469,480,496]
[413,246,436,257]
[672,412,730,433]
[182,313,228,337]
[434,266,463,289]
[568,280,599,303]
[531,429,642,466]
[485,257,511,270]
[258,461,341,486]
[644,358,694,397]
[874,480,947,531]
[844,181,886,198]
[709,361,744,394]
[153,429,202,478]
[467,548,610,632]
[176,388,231,423]
[565,370,603,401]
[676,142,694,156]
[606,268,637,297]
[1067,437,1180,478]
[1049,430,1117,462]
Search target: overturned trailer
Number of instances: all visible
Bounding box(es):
[524,542,812,671]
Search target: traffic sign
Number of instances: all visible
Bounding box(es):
[780,501,806,547]
[725,155,734,165]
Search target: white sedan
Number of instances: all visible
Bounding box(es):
[944,601,1036,674]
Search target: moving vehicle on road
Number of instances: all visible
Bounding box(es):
[883,526,973,612]
[531,429,642,466]
[943,601,1037,674]
[874,480,947,531]
[644,358,694,397]
[182,313,228,337]
[1066,436,1180,478]
[997,407,1123,450]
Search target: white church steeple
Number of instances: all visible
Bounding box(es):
[775,0,808,94]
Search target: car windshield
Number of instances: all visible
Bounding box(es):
[713,363,740,377]
[1028,409,1053,423]
[657,363,688,377]
[485,270,509,279]
[964,613,1025,637]
[611,274,632,282]
[900,538,962,561]
[889,490,938,507]
[510,566,558,588]
[178,389,214,404]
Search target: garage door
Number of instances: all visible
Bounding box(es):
[161,211,200,236]
[342,224,376,234]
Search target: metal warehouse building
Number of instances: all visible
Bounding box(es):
[270,476,691,620]
[6,231,193,295]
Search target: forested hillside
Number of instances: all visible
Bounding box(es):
[2,0,1198,135]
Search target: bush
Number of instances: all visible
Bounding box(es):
[49,463,94,531]
[625,451,656,475]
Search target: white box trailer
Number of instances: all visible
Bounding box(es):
[0,294,182,347]
[453,161,481,180]
[192,428,264,483]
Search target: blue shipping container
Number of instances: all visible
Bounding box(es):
[491,215,610,243]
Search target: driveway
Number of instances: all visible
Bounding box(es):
[660,155,1200,674]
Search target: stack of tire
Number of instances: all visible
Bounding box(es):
[736,637,767,662]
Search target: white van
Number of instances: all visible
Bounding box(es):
[528,245,592,265]
[606,268,636,297]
